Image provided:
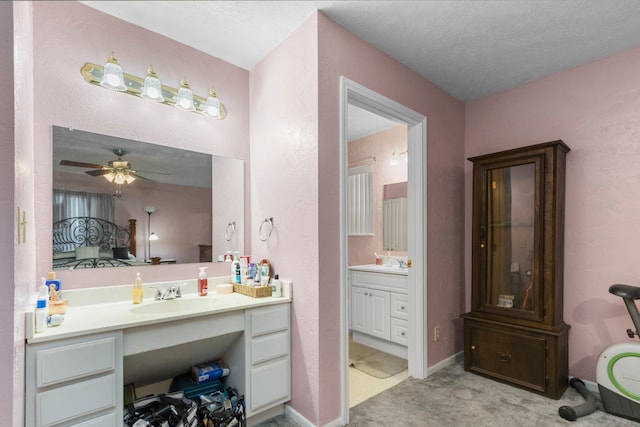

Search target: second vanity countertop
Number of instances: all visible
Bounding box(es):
[349,264,408,276]
[26,277,291,345]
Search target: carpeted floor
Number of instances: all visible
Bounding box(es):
[348,361,639,426]
[258,360,639,426]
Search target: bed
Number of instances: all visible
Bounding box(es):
[52,217,146,269]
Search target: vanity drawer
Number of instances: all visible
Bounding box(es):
[36,374,117,427]
[36,336,116,388]
[250,304,290,337]
[249,356,290,413]
[251,330,289,365]
[70,412,117,427]
[390,293,408,320]
[465,322,546,392]
[390,318,408,346]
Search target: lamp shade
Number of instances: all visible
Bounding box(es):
[203,87,221,118]
[141,65,164,102]
[99,52,127,92]
[175,77,195,111]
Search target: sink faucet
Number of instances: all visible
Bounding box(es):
[154,285,182,300]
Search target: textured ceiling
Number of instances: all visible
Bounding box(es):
[81,0,640,103]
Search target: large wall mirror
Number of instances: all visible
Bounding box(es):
[52,126,244,270]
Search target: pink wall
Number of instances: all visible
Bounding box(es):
[465,46,640,381]
[32,1,250,286]
[348,125,408,266]
[317,13,466,423]
[249,11,466,425]
[250,15,322,423]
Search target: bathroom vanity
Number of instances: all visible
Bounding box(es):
[349,264,408,359]
[24,281,291,426]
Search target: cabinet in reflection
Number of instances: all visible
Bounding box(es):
[463,140,570,399]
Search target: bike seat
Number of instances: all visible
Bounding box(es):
[609,284,640,300]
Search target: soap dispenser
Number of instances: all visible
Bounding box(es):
[132,272,143,304]
[198,266,209,296]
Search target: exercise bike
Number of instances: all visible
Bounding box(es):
[559,284,640,422]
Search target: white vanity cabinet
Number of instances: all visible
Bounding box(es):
[25,331,123,427]
[245,304,291,415]
[350,268,408,359]
[25,287,292,427]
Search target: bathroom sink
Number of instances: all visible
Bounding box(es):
[349,264,409,275]
[130,297,219,315]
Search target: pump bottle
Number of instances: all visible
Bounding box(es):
[199,266,209,296]
[35,279,49,333]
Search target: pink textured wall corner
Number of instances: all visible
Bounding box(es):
[465,45,640,381]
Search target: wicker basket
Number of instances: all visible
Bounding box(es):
[233,284,272,298]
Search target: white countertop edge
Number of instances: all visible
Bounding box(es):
[348,264,409,275]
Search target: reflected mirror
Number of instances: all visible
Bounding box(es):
[52,126,243,270]
[383,181,408,251]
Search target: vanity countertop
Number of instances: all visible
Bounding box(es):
[348,264,408,275]
[25,278,291,344]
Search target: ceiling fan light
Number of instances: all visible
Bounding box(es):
[99,52,127,92]
[114,172,126,185]
[203,87,221,118]
[175,77,195,111]
[141,65,164,102]
[125,174,136,184]
[103,172,115,182]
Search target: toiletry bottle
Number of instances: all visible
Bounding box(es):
[132,272,144,304]
[271,274,282,298]
[45,271,61,294]
[231,256,240,282]
[260,262,270,287]
[198,266,209,296]
[35,280,49,333]
[235,261,242,284]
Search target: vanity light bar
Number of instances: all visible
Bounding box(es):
[80,62,227,120]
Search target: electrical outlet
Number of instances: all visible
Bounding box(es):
[434,326,440,342]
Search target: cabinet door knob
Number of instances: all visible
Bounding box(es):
[401,331,406,336]
[401,306,405,310]
[471,345,476,350]
[497,352,512,363]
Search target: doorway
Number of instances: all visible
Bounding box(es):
[339,77,427,423]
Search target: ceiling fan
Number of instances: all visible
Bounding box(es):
[59,148,158,184]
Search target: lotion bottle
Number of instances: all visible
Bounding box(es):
[132,272,144,304]
[35,280,49,333]
[198,266,209,296]
[231,257,240,283]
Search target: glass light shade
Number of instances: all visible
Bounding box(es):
[103,172,115,182]
[149,232,159,241]
[175,77,195,111]
[99,52,127,92]
[114,172,126,185]
[124,174,136,184]
[203,87,221,118]
[141,65,164,102]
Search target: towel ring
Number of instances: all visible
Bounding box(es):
[259,217,274,242]
[224,221,236,242]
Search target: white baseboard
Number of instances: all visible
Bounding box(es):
[427,351,463,375]
[284,403,314,427]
